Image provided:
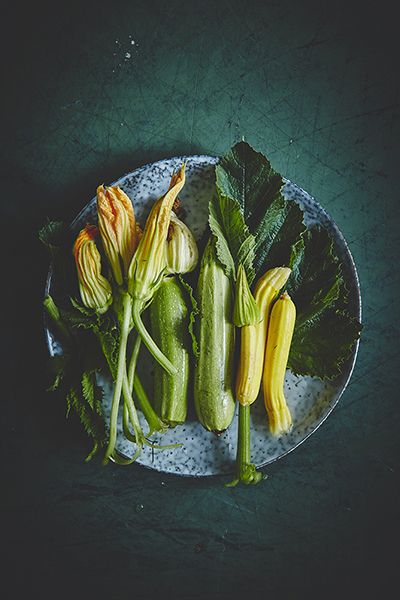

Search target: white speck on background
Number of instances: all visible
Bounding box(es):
[112,36,138,72]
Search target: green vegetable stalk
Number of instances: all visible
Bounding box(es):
[102,291,133,464]
[226,404,264,487]
[127,333,167,436]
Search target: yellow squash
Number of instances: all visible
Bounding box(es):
[262,291,296,436]
[236,267,291,406]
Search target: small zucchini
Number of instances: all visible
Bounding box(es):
[149,276,190,426]
[236,267,291,406]
[263,291,296,436]
[194,237,236,433]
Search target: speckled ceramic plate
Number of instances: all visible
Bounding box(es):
[45,155,361,477]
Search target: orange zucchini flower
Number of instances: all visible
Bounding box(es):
[73,225,112,314]
[128,164,186,303]
[96,185,139,286]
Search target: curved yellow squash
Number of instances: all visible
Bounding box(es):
[236,267,291,406]
[263,291,296,436]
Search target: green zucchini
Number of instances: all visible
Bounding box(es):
[149,276,189,426]
[194,237,236,433]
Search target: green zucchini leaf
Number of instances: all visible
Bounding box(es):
[47,354,69,392]
[38,220,67,253]
[66,384,106,459]
[254,199,306,276]
[286,226,361,378]
[216,141,282,224]
[44,295,114,456]
[287,227,343,329]
[214,141,361,379]
[94,316,120,377]
[215,141,306,279]
[208,191,256,282]
[288,307,361,379]
[82,370,96,412]
[70,296,95,316]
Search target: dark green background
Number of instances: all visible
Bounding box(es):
[2,1,399,598]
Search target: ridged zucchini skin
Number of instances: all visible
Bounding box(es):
[263,291,296,436]
[149,276,189,426]
[194,237,236,433]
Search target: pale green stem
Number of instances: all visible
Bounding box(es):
[237,404,252,477]
[226,404,265,487]
[122,402,137,443]
[132,300,177,376]
[128,333,142,389]
[103,292,132,465]
[110,445,142,465]
[123,376,180,450]
[132,374,167,435]
[122,370,144,447]
[127,333,167,435]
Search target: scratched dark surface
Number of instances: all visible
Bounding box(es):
[2,1,399,598]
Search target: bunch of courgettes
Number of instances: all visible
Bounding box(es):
[192,238,296,486]
[66,162,296,484]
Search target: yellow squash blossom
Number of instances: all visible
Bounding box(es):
[96,185,139,286]
[166,212,198,274]
[128,164,186,302]
[127,164,186,376]
[73,225,112,314]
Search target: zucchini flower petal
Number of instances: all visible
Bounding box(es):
[128,164,186,303]
[96,185,139,286]
[166,212,198,274]
[73,225,112,314]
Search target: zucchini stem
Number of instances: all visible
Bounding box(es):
[122,391,180,451]
[124,359,178,450]
[103,292,132,465]
[127,332,142,388]
[122,370,145,449]
[123,369,176,449]
[127,334,168,435]
[133,374,167,436]
[132,300,177,376]
[122,402,138,444]
[110,447,142,465]
[226,404,265,487]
